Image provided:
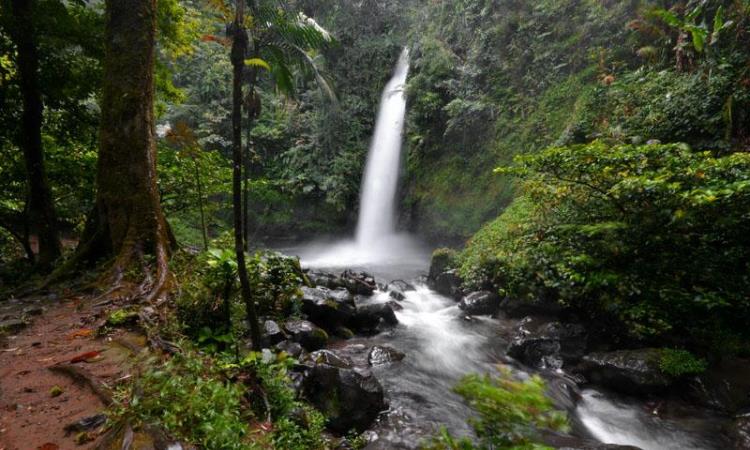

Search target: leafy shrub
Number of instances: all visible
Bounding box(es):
[659,349,708,377]
[176,247,304,338]
[464,141,750,349]
[426,370,567,450]
[113,351,252,450]
[241,351,326,450]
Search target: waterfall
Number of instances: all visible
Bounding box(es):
[356,48,410,245]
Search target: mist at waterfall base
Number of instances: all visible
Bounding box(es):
[282,50,724,449]
[293,49,428,274]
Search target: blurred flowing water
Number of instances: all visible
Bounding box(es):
[278,49,724,450]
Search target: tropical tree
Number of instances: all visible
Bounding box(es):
[1,0,62,268]
[52,0,175,300]
[211,0,333,349]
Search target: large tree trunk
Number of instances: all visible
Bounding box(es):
[8,0,61,269]
[231,2,262,350]
[66,0,172,298]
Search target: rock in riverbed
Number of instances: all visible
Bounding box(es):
[507,317,588,370]
[368,346,405,366]
[299,350,387,432]
[350,303,399,335]
[458,291,500,316]
[300,286,357,331]
[284,320,329,351]
[578,349,672,395]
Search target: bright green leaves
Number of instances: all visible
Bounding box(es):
[426,370,567,450]
[471,141,750,347]
[245,58,271,71]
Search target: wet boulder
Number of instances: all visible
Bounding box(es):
[350,303,399,334]
[284,320,329,351]
[499,296,563,318]
[428,248,457,280]
[307,271,346,290]
[685,357,750,414]
[300,286,357,331]
[578,349,672,395]
[368,345,406,366]
[276,340,305,358]
[387,280,415,301]
[731,414,750,450]
[299,350,387,432]
[431,270,463,300]
[458,291,501,316]
[540,431,642,450]
[341,270,377,295]
[507,317,588,370]
[262,320,286,346]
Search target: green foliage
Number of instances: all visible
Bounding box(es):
[464,141,750,348]
[176,246,304,338]
[425,370,566,450]
[113,351,252,450]
[659,349,708,377]
[240,351,327,450]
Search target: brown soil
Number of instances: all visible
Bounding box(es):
[0,293,143,450]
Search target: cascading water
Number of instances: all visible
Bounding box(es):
[356,48,410,246]
[294,49,424,269]
[282,48,724,450]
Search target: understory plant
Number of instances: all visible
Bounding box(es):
[425,370,567,450]
[461,141,750,350]
[111,347,327,449]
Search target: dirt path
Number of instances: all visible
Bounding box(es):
[0,293,142,450]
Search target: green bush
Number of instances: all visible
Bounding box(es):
[113,351,252,450]
[463,141,750,349]
[426,370,567,450]
[176,247,305,338]
[659,349,708,377]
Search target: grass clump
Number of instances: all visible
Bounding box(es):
[659,349,708,377]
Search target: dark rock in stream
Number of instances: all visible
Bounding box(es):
[388,280,415,301]
[685,357,750,414]
[499,296,563,318]
[458,291,501,316]
[300,286,357,331]
[730,414,750,449]
[577,349,672,395]
[351,303,399,334]
[308,271,346,289]
[431,270,463,300]
[284,320,329,351]
[507,317,588,370]
[368,345,405,366]
[298,350,387,432]
[341,270,377,295]
[541,431,642,450]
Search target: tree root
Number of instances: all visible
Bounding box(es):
[49,363,113,406]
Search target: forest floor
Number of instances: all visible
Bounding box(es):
[0,291,144,450]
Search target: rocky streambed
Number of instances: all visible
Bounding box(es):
[273,239,750,450]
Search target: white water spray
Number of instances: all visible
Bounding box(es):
[356,48,410,245]
[294,49,418,268]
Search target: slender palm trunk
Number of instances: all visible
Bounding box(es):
[193,157,209,251]
[9,0,61,269]
[231,1,262,350]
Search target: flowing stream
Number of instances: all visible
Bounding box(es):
[283,49,725,450]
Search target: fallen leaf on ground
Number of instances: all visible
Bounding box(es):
[38,444,59,450]
[70,351,102,363]
[67,329,94,340]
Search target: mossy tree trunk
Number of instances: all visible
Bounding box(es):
[68,0,173,298]
[7,0,62,269]
[231,0,262,350]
